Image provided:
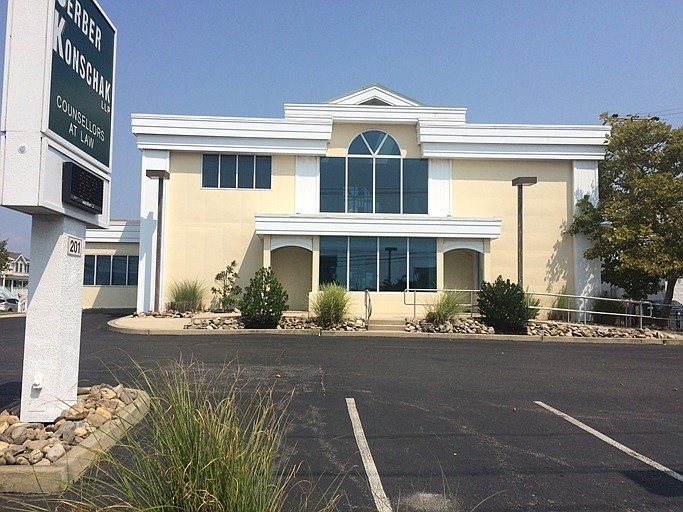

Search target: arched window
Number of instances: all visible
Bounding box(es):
[320,130,428,214]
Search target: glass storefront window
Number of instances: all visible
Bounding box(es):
[409,238,437,290]
[319,236,436,291]
[349,237,377,291]
[379,238,407,291]
[319,236,347,287]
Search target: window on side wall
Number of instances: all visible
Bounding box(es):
[320,130,427,214]
[83,255,140,286]
[202,154,271,189]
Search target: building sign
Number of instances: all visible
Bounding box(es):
[49,0,115,168]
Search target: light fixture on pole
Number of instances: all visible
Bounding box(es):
[511,176,537,289]
[146,169,170,312]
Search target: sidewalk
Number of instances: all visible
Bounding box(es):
[107,314,683,345]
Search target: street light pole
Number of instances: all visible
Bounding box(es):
[511,176,537,288]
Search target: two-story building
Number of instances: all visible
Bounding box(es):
[131,85,609,318]
[1,251,29,299]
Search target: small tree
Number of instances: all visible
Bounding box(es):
[567,115,683,315]
[0,239,9,278]
[477,276,538,334]
[210,260,242,312]
[239,268,288,329]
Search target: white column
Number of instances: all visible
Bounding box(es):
[295,156,319,214]
[137,150,169,312]
[263,235,272,267]
[572,160,601,306]
[21,215,86,422]
[436,238,444,289]
[428,159,451,217]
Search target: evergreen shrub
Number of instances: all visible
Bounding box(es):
[477,276,538,333]
[239,268,288,329]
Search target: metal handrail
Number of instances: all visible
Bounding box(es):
[403,288,652,327]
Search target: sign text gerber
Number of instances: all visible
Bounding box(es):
[49,0,115,167]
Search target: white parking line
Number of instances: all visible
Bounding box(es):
[346,397,393,512]
[535,401,683,484]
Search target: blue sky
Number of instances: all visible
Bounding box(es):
[1,0,682,256]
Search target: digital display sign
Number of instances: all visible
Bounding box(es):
[62,162,104,214]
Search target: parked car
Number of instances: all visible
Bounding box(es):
[0,296,20,312]
[642,299,683,328]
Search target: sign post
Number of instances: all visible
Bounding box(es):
[0,0,116,422]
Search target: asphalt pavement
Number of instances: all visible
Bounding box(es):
[1,314,682,511]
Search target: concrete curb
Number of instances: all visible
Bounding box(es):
[0,388,150,495]
[107,318,683,345]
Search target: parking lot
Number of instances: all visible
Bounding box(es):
[1,314,682,511]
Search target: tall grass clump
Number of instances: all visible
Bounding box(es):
[25,359,341,512]
[167,278,205,313]
[310,283,351,328]
[424,291,464,324]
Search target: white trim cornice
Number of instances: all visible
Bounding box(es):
[255,214,501,239]
[132,114,332,155]
[284,104,467,124]
[86,220,140,244]
[418,122,610,160]
[326,84,424,106]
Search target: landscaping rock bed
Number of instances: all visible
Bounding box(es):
[0,384,137,467]
[405,317,675,339]
[181,315,368,331]
[406,317,495,334]
[184,316,244,330]
[527,321,675,339]
[133,310,193,319]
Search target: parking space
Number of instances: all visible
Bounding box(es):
[1,314,681,511]
[313,395,683,511]
[290,397,681,511]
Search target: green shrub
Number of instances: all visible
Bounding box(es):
[424,291,464,324]
[310,283,352,328]
[239,267,289,329]
[591,293,625,325]
[167,278,205,313]
[210,260,242,312]
[29,359,341,512]
[477,276,538,333]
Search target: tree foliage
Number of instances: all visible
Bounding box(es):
[0,239,9,277]
[210,260,242,312]
[568,114,683,307]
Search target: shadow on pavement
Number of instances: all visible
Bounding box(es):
[621,469,683,497]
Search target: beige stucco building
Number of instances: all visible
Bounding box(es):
[131,85,609,319]
[82,219,139,311]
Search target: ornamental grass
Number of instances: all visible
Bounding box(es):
[14,359,341,512]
